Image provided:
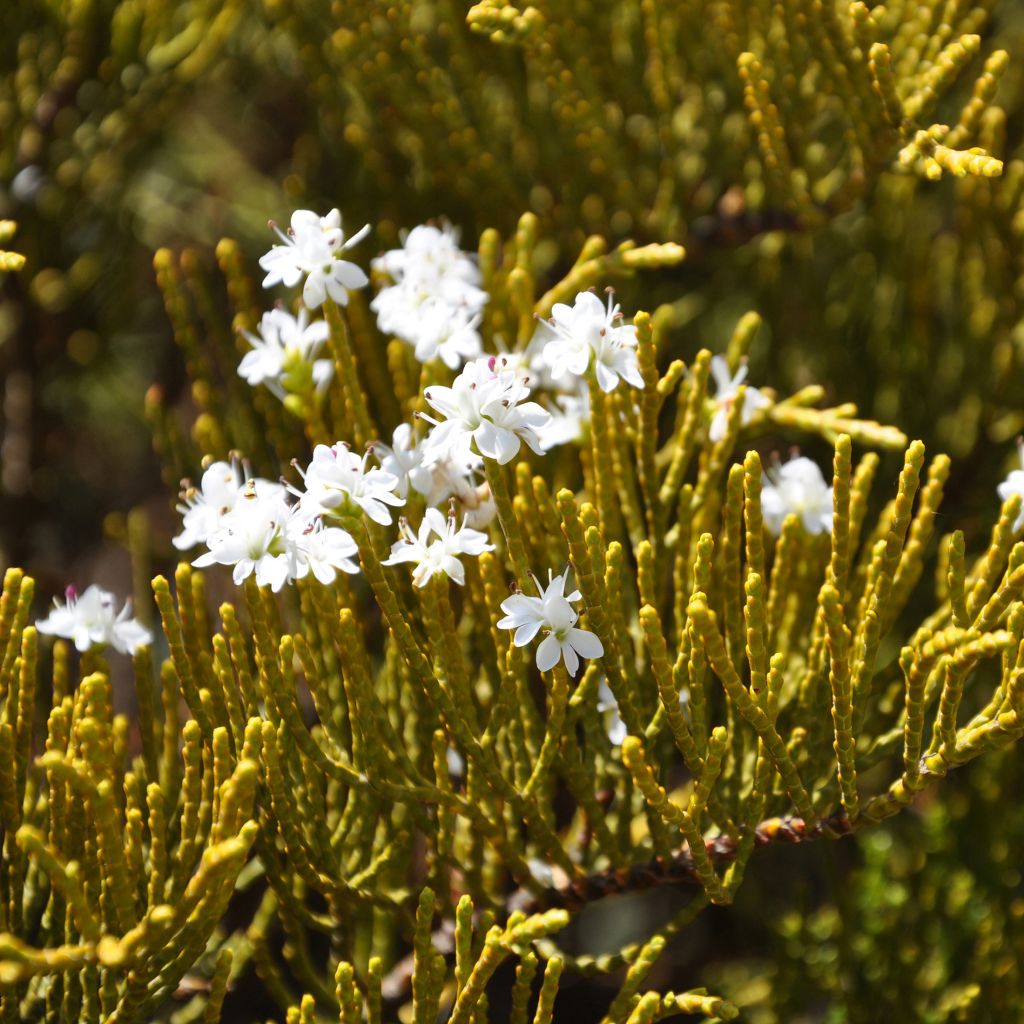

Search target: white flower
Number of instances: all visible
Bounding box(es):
[384,506,494,587]
[596,678,688,746]
[289,519,361,584]
[422,356,551,465]
[376,424,498,528]
[376,423,434,499]
[192,481,295,591]
[371,223,488,369]
[761,456,833,535]
[540,290,643,393]
[997,440,1024,532]
[36,584,152,655]
[497,572,604,674]
[238,307,332,397]
[538,391,589,451]
[373,223,485,302]
[708,355,771,442]
[186,473,361,591]
[173,460,287,552]
[295,444,404,525]
[259,209,370,308]
[410,303,483,369]
[527,858,555,888]
[174,460,246,551]
[596,680,628,746]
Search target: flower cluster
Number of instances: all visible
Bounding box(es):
[259,209,370,309]
[175,459,363,591]
[36,585,151,655]
[498,572,603,674]
[372,224,487,368]
[293,444,405,525]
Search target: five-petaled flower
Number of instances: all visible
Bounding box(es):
[384,506,494,587]
[259,209,370,309]
[36,584,152,655]
[421,356,551,465]
[539,289,643,393]
[497,571,604,674]
[761,455,833,535]
[294,443,405,525]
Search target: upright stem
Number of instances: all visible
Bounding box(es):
[323,298,373,447]
[484,458,532,591]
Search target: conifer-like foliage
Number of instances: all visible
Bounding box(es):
[2,1,1024,1022]
[1,207,1024,1021]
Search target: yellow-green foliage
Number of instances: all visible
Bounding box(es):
[2,0,1022,470]
[3,1,1024,1020]
[1,213,1023,1021]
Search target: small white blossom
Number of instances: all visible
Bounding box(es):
[174,460,246,551]
[374,224,483,296]
[410,303,483,369]
[372,223,487,369]
[997,440,1024,532]
[259,209,370,309]
[540,290,643,393]
[173,460,287,552]
[445,746,465,779]
[527,858,555,888]
[708,355,771,442]
[192,482,296,591]
[384,507,494,587]
[761,456,833,536]
[596,678,688,746]
[538,391,589,451]
[295,444,404,525]
[36,585,152,655]
[422,356,551,465]
[238,307,332,397]
[290,520,361,584]
[377,424,497,528]
[517,333,592,450]
[377,424,434,499]
[497,572,604,675]
[596,680,628,746]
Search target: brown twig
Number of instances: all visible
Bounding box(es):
[380,811,852,1005]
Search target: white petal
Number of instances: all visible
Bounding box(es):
[536,634,562,672]
[595,361,618,392]
[513,619,544,646]
[561,643,580,676]
[303,273,327,308]
[568,628,604,660]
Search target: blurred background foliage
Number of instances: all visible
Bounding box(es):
[2,0,1023,1018]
